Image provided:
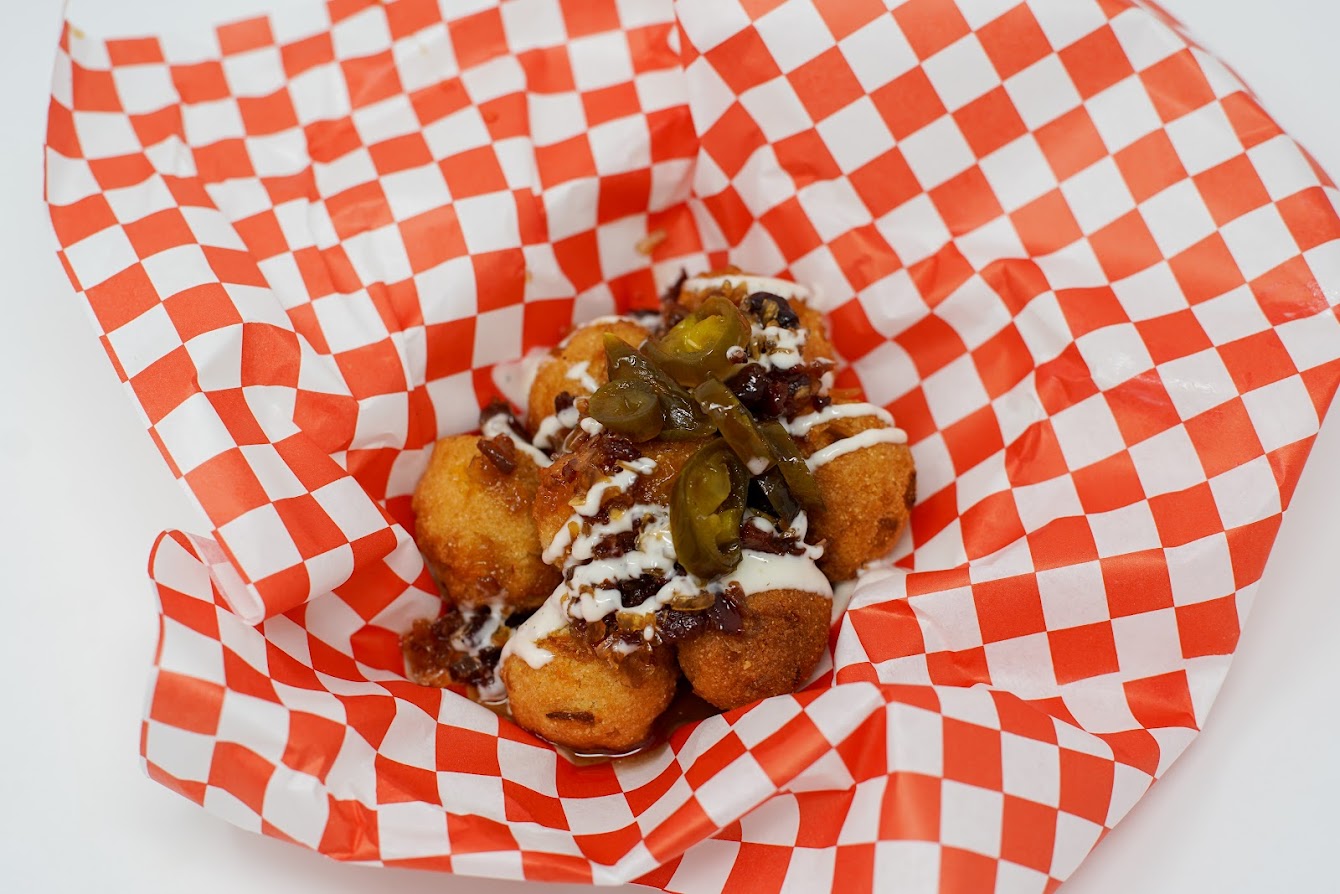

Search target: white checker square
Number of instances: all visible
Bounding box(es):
[957,215,1028,271]
[940,780,1003,857]
[449,852,523,881]
[303,544,354,595]
[185,326,244,392]
[1037,561,1109,630]
[182,98,246,147]
[376,801,450,860]
[64,223,139,294]
[73,109,144,158]
[1128,425,1207,497]
[312,477,391,541]
[1000,731,1061,807]
[381,165,451,221]
[1109,7,1182,70]
[437,771,505,821]
[46,153,100,206]
[344,225,412,285]
[1165,102,1241,176]
[997,863,1050,894]
[635,67,688,113]
[1062,157,1136,234]
[736,794,801,847]
[144,721,216,783]
[499,0,567,52]
[1057,678,1138,735]
[696,756,773,825]
[665,840,740,894]
[1275,282,1340,370]
[886,702,944,777]
[683,56,737,133]
[221,46,286,99]
[1031,0,1108,50]
[310,292,389,353]
[985,633,1060,699]
[216,690,291,763]
[561,793,637,833]
[218,504,304,579]
[288,63,352,126]
[796,178,870,242]
[454,191,521,253]
[906,432,954,500]
[1158,348,1237,420]
[898,116,976,188]
[1076,323,1154,391]
[203,788,262,833]
[1165,533,1235,607]
[1208,455,1282,529]
[422,106,491,158]
[1051,811,1105,878]
[460,55,525,104]
[1088,501,1161,557]
[158,615,226,684]
[755,0,832,72]
[331,5,392,57]
[874,194,952,267]
[816,96,896,171]
[590,116,652,174]
[472,306,524,368]
[1191,285,1271,344]
[112,63,178,115]
[1219,204,1301,281]
[153,391,238,473]
[1242,376,1321,453]
[840,14,918,91]
[739,77,810,143]
[1107,760,1154,827]
[910,587,982,652]
[674,0,751,53]
[1050,396,1125,470]
[922,35,1000,111]
[1014,292,1071,367]
[1085,76,1162,152]
[1139,179,1217,258]
[778,847,836,892]
[1111,608,1182,678]
[393,25,455,92]
[874,841,941,891]
[350,94,421,146]
[1005,56,1083,131]
[979,135,1056,212]
[923,354,992,429]
[937,275,1010,350]
[1249,135,1318,201]
[567,31,634,91]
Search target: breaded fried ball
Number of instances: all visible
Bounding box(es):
[412,434,561,609]
[677,275,836,366]
[677,587,830,711]
[526,318,651,434]
[502,634,678,753]
[803,414,916,582]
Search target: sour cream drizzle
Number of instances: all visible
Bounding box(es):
[806,427,908,471]
[532,403,581,452]
[683,274,812,302]
[565,360,599,393]
[481,412,552,467]
[784,402,894,437]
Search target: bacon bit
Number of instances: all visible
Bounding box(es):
[477,434,518,473]
[636,229,668,256]
[546,710,595,723]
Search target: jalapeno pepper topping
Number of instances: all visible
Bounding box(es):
[604,335,715,441]
[587,379,665,441]
[753,468,800,525]
[692,378,776,476]
[759,420,825,510]
[644,295,751,387]
[670,439,748,579]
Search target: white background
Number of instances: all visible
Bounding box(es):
[2,1,1337,891]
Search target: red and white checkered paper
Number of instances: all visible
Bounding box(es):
[45,0,1340,890]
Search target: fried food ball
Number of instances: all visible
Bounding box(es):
[526,318,652,434]
[677,273,836,366]
[412,434,561,609]
[502,634,678,753]
[802,413,916,582]
[532,434,703,561]
[677,587,830,711]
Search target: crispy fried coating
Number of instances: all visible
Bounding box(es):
[678,276,835,365]
[526,319,651,434]
[501,635,678,753]
[676,587,830,710]
[803,414,916,582]
[412,435,561,609]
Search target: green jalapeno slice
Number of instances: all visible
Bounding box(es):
[691,378,776,476]
[759,420,825,510]
[587,379,665,441]
[604,335,715,440]
[753,468,800,525]
[643,295,751,387]
[670,439,748,579]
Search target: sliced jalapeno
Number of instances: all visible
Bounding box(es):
[692,378,776,476]
[759,420,825,510]
[588,379,664,441]
[753,469,800,525]
[604,335,715,441]
[671,439,747,579]
[644,295,751,387]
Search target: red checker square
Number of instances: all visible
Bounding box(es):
[448,8,507,71]
[233,209,289,261]
[1035,344,1098,416]
[479,93,529,141]
[385,0,445,40]
[760,197,823,260]
[408,77,470,127]
[503,778,567,828]
[1194,154,1271,227]
[218,17,274,55]
[553,229,603,292]
[894,314,967,379]
[851,599,927,664]
[71,65,121,113]
[435,726,501,776]
[558,0,620,36]
[49,194,115,247]
[581,81,640,128]
[1027,516,1099,573]
[647,106,699,163]
[942,404,1005,475]
[170,60,231,104]
[1278,187,1340,252]
[46,99,80,159]
[930,166,1004,236]
[906,564,970,599]
[1227,515,1282,592]
[161,173,213,209]
[1048,622,1119,685]
[368,132,432,176]
[993,691,1060,744]
[516,47,574,94]
[705,27,783,96]
[280,32,334,77]
[321,800,382,862]
[150,670,224,735]
[400,204,467,273]
[703,102,767,179]
[1177,595,1241,658]
[1072,451,1145,514]
[106,36,165,66]
[962,490,1027,559]
[1148,483,1224,549]
[1100,548,1174,617]
[1220,92,1284,150]
[1010,189,1084,256]
[471,249,526,312]
[342,51,403,108]
[597,169,652,224]
[185,449,270,526]
[84,262,158,333]
[829,225,901,293]
[1058,26,1133,99]
[871,68,947,140]
[1124,669,1198,729]
[1055,285,1127,338]
[533,134,597,190]
[684,732,747,790]
[943,718,1003,789]
[752,715,830,787]
[1218,329,1296,394]
[1104,375,1183,445]
[193,138,256,183]
[974,574,1046,643]
[1184,397,1266,479]
[282,711,347,781]
[849,147,921,217]
[439,145,507,197]
[132,346,199,425]
[927,645,992,687]
[889,387,936,444]
[1168,233,1245,305]
[222,648,278,700]
[1090,210,1163,281]
[1001,796,1058,873]
[879,772,941,840]
[205,245,267,288]
[825,298,887,363]
[789,48,865,121]
[204,391,266,446]
[893,0,971,59]
[335,338,410,399]
[1252,255,1332,327]
[1140,48,1216,123]
[1114,130,1188,203]
[941,847,998,893]
[131,106,184,150]
[977,4,1052,79]
[774,128,842,188]
[374,754,437,804]
[124,207,194,259]
[722,845,792,890]
[1058,748,1114,824]
[424,319,476,381]
[911,245,976,306]
[273,494,349,559]
[954,87,1028,158]
[209,742,275,814]
[1035,106,1107,182]
[575,825,645,868]
[815,0,885,40]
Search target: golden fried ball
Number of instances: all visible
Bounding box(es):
[502,635,678,753]
[803,413,916,582]
[526,318,651,434]
[676,587,830,711]
[412,434,561,609]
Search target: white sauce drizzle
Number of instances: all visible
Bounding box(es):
[501,584,569,669]
[480,412,552,468]
[784,402,895,437]
[752,322,807,371]
[806,427,908,471]
[579,416,604,436]
[719,551,832,599]
[684,274,812,302]
[565,360,599,393]
[532,403,581,452]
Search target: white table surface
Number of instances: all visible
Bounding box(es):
[3,1,1337,891]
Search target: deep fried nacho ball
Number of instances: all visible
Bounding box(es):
[501,635,678,753]
[412,435,561,609]
[526,318,652,434]
[802,414,916,582]
[676,587,830,711]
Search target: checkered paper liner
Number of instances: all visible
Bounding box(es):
[44,0,1340,890]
